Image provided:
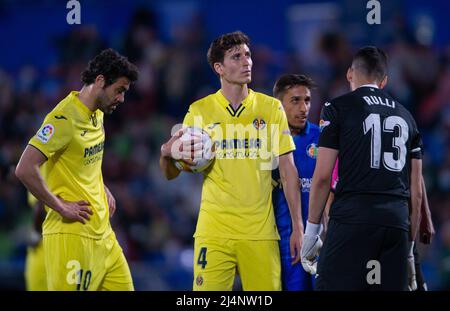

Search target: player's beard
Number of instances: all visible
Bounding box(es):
[97,90,115,114]
[288,122,304,135]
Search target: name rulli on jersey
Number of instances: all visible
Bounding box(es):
[363,96,396,109]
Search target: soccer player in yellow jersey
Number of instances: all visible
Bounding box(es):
[160,31,303,291]
[15,49,138,291]
[24,192,47,291]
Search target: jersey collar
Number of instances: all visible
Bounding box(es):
[295,120,310,137]
[70,91,96,117]
[216,88,255,115]
[302,120,311,135]
[359,84,379,89]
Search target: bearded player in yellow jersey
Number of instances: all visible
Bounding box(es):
[160,31,303,291]
[16,49,138,291]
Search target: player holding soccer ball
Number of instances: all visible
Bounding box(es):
[160,31,302,291]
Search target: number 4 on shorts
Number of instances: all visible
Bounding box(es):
[197,247,207,269]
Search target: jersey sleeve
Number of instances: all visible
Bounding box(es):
[28,111,73,159]
[271,99,295,157]
[318,101,339,150]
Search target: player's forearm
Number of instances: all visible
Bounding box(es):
[410,159,423,241]
[308,176,331,224]
[280,169,303,231]
[410,188,422,241]
[279,154,303,231]
[420,177,435,239]
[15,163,62,213]
[32,201,46,234]
[321,192,334,232]
[159,152,181,180]
[104,183,111,196]
[324,192,333,220]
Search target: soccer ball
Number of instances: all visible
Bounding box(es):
[174,127,215,173]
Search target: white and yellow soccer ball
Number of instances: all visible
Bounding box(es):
[174,127,215,173]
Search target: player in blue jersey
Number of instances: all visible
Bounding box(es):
[272,74,320,290]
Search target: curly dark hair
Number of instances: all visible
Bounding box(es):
[207,31,250,74]
[273,74,317,100]
[81,48,139,87]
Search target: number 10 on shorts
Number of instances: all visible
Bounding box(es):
[66,260,92,290]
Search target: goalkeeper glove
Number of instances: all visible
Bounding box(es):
[300,221,323,275]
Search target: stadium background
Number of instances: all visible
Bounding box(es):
[0,0,449,290]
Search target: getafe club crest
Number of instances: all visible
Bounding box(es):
[253,117,266,130]
[306,143,318,159]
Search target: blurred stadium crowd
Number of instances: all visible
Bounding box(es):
[0,0,449,290]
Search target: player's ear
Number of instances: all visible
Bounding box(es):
[379,75,388,89]
[94,75,106,88]
[346,67,353,83]
[214,62,223,76]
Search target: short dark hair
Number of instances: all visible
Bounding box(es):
[352,46,388,82]
[207,31,250,74]
[273,74,316,100]
[81,48,139,87]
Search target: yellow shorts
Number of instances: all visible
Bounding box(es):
[193,237,281,291]
[25,241,47,291]
[43,232,133,291]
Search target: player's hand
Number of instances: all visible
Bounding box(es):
[407,241,418,291]
[178,130,203,161]
[56,196,93,224]
[161,128,202,163]
[161,128,184,159]
[105,185,116,218]
[290,227,303,265]
[300,221,323,275]
[419,208,435,245]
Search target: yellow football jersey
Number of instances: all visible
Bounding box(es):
[183,89,295,240]
[29,91,111,239]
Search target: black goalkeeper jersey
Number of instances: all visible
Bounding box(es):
[319,85,422,229]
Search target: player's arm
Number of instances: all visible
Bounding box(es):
[300,147,337,274]
[279,152,303,264]
[308,147,338,224]
[322,191,334,235]
[419,176,435,244]
[160,129,184,180]
[15,145,92,223]
[409,158,423,241]
[322,161,338,235]
[160,114,202,180]
[160,128,198,180]
[104,184,116,218]
[32,199,46,234]
[28,199,46,248]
